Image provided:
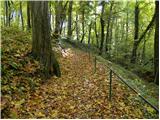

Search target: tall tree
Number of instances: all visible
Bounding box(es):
[54,1,62,38]
[31,1,61,77]
[131,2,156,63]
[27,1,31,30]
[105,2,113,52]
[67,1,73,39]
[94,3,99,48]
[125,0,129,48]
[154,1,159,85]
[80,2,85,43]
[99,1,105,55]
[131,1,139,63]
[20,1,24,30]
[88,22,92,46]
[5,1,9,26]
[75,11,79,41]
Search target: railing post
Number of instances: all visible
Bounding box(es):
[94,56,96,73]
[109,70,112,101]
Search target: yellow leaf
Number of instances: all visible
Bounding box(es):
[35,111,45,117]
[51,110,58,118]
[14,99,25,108]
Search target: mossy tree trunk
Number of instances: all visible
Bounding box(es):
[31,1,61,78]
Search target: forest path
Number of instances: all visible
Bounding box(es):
[1,27,158,118]
[21,44,157,118]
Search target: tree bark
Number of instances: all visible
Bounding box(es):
[131,1,139,63]
[20,1,24,30]
[76,12,79,41]
[99,2,105,55]
[80,5,85,43]
[88,22,92,46]
[31,1,61,78]
[67,1,73,39]
[27,1,31,30]
[54,1,62,38]
[105,2,113,52]
[5,1,9,26]
[131,2,156,63]
[154,1,159,85]
[125,0,129,48]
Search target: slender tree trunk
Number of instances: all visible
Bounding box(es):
[27,1,31,30]
[94,8,99,48]
[125,0,129,48]
[31,1,61,77]
[80,7,85,43]
[131,2,156,63]
[88,22,92,45]
[105,2,113,52]
[54,1,62,38]
[8,1,11,26]
[131,1,139,63]
[108,18,114,59]
[20,1,24,30]
[5,1,9,26]
[154,1,159,85]
[99,2,105,55]
[76,12,79,41]
[67,1,73,39]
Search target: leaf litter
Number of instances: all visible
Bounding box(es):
[1,27,158,119]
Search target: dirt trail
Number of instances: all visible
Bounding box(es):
[19,46,157,119]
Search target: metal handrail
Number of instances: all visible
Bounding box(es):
[95,56,159,113]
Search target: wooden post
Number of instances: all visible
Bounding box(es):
[109,70,112,101]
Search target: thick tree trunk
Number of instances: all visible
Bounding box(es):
[154,1,159,85]
[27,1,31,30]
[131,2,139,63]
[20,2,24,30]
[99,2,105,55]
[67,1,73,39]
[31,1,61,77]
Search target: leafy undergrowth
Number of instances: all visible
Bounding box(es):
[1,27,159,119]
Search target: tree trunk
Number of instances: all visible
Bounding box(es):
[80,7,85,43]
[125,0,129,48]
[27,1,31,30]
[88,22,92,46]
[54,1,62,38]
[99,2,105,55]
[105,2,113,52]
[76,12,79,41]
[31,1,61,78]
[154,1,159,85]
[67,1,73,39]
[20,1,24,30]
[131,2,156,63]
[5,1,9,26]
[131,1,139,63]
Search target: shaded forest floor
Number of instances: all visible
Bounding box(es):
[1,27,159,119]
